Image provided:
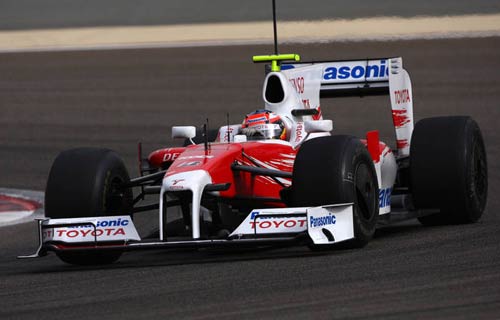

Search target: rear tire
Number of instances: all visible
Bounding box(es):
[45,148,133,265]
[410,116,488,225]
[290,136,379,249]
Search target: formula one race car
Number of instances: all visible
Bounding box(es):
[20,52,488,265]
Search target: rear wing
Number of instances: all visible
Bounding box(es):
[281,58,396,98]
[279,57,414,157]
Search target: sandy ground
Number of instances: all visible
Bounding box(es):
[1,14,499,52]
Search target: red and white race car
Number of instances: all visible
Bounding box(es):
[21,53,488,265]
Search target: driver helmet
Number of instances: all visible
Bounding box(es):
[242,109,287,140]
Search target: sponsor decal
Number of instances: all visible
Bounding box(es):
[250,211,306,229]
[309,213,336,228]
[67,218,129,228]
[307,205,354,244]
[162,151,180,162]
[379,187,392,208]
[295,122,304,142]
[323,60,388,80]
[290,76,305,94]
[246,116,268,124]
[394,89,411,105]
[250,219,307,229]
[42,217,140,242]
[229,209,308,236]
[251,124,280,131]
[44,227,127,239]
[172,179,185,185]
[168,185,185,190]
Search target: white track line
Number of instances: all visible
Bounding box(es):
[0,189,44,227]
[0,211,36,225]
[1,14,499,53]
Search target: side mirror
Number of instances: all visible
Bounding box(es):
[172,126,196,139]
[304,120,333,133]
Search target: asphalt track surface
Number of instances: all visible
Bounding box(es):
[1,38,500,319]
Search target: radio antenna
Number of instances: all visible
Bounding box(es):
[272,0,278,55]
[226,112,230,144]
[252,0,300,71]
[204,118,209,154]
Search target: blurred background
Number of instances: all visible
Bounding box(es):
[1,0,499,191]
[1,0,499,29]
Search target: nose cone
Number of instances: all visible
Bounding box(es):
[162,170,213,192]
[161,169,213,240]
[165,143,243,185]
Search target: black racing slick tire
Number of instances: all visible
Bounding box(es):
[45,148,133,265]
[290,135,379,249]
[410,116,488,225]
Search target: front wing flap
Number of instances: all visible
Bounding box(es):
[230,203,354,245]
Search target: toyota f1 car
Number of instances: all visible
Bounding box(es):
[20,51,488,265]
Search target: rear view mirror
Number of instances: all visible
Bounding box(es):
[172,126,196,139]
[304,120,333,133]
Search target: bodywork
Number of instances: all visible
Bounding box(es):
[21,55,419,259]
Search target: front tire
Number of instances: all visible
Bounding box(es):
[289,136,379,249]
[45,148,133,265]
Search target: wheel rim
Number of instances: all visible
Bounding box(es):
[354,162,377,221]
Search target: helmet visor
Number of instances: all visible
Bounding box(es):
[243,123,282,140]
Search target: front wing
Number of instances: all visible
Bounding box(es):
[19,204,354,259]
